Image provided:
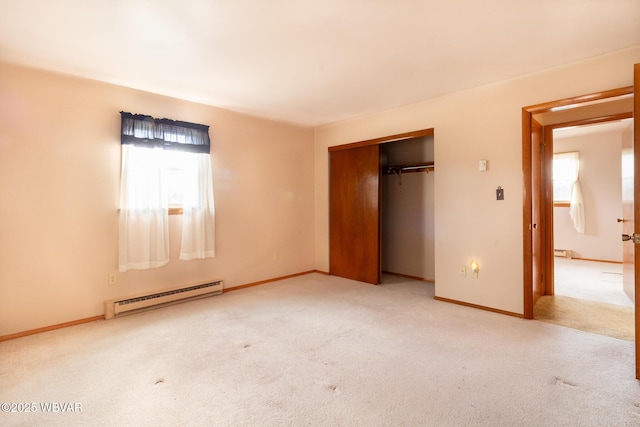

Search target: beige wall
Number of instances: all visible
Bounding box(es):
[0,62,315,336]
[553,127,626,262]
[314,46,640,315]
[2,46,639,335]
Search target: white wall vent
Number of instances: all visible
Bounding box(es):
[105,280,223,319]
[554,249,572,259]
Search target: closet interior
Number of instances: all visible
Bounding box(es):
[381,135,435,283]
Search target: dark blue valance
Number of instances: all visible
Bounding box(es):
[120,112,210,154]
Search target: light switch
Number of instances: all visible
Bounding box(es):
[479,160,487,172]
[496,186,504,200]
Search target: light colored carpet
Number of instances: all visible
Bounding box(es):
[554,258,632,307]
[1,273,640,426]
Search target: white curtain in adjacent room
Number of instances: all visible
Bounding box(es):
[180,152,216,260]
[570,180,585,234]
[118,145,170,272]
[555,151,585,234]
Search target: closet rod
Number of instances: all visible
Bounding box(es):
[385,162,434,185]
[384,162,435,174]
[396,165,434,172]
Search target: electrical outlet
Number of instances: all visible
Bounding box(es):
[459,265,466,277]
[108,273,118,285]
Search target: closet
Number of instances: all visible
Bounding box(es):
[329,129,435,284]
[381,136,435,282]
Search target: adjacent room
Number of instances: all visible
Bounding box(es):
[534,119,635,340]
[1,1,640,425]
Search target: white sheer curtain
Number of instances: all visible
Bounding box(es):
[569,179,585,235]
[179,152,216,260]
[118,145,170,272]
[555,151,585,234]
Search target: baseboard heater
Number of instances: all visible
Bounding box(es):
[554,249,572,259]
[104,280,223,320]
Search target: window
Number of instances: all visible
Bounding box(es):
[118,112,216,272]
[165,151,194,213]
[552,151,578,205]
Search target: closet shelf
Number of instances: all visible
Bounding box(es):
[383,162,434,185]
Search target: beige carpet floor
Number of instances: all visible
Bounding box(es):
[534,295,634,341]
[534,259,635,341]
[1,273,640,426]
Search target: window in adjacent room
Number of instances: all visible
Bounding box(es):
[552,151,578,206]
[118,112,216,272]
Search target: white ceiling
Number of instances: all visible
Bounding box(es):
[1,0,639,127]
[554,118,633,139]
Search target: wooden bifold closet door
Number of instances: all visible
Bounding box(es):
[329,145,380,284]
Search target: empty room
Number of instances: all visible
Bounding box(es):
[2,1,640,425]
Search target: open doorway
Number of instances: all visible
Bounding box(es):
[522,88,634,317]
[534,118,635,340]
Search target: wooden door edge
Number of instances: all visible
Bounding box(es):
[522,109,534,319]
[633,63,639,380]
[543,126,555,296]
